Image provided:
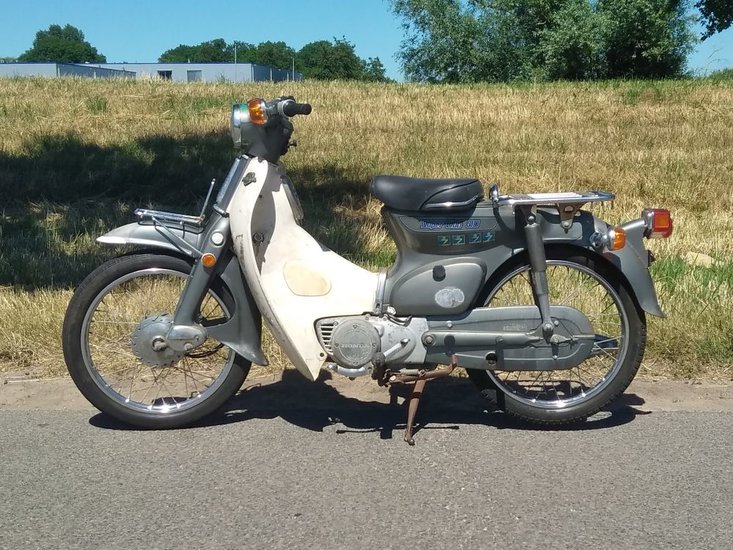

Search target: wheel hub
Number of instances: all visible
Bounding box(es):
[130,314,185,368]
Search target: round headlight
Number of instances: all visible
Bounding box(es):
[230,103,249,147]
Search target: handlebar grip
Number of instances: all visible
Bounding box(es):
[282,101,312,117]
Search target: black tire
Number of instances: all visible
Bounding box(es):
[467,248,646,425]
[62,253,251,428]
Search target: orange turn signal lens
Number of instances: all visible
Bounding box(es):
[607,227,626,251]
[201,253,217,268]
[644,208,673,239]
[247,98,268,126]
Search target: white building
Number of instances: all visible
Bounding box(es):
[0,62,302,82]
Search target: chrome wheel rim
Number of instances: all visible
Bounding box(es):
[80,268,235,415]
[486,260,630,409]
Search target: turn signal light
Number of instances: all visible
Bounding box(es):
[247,98,268,125]
[607,227,626,251]
[201,253,217,268]
[643,208,673,239]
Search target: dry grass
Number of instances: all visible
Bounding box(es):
[0,77,731,379]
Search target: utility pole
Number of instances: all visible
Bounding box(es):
[234,44,237,81]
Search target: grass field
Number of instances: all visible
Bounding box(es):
[0,77,731,380]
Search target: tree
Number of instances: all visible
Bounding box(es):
[696,0,733,38]
[598,0,693,79]
[159,39,229,62]
[18,24,106,63]
[161,39,295,68]
[297,38,364,80]
[391,0,499,82]
[390,0,696,82]
[158,37,382,80]
[537,0,607,80]
[225,41,257,63]
[362,57,389,81]
[253,41,296,69]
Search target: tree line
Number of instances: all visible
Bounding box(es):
[158,38,388,81]
[390,0,733,82]
[9,1,733,83]
[11,25,388,82]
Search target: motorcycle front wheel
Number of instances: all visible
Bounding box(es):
[62,253,251,428]
[467,249,646,425]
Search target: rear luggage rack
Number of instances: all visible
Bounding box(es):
[489,184,614,229]
[490,185,614,208]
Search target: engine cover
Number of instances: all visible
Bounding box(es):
[330,320,380,368]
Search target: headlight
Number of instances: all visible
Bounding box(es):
[230,99,269,148]
[230,103,249,148]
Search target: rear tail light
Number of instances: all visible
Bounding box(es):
[643,208,673,239]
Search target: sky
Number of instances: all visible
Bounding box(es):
[1,0,731,80]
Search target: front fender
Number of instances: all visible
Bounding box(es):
[98,221,204,258]
[97,221,268,365]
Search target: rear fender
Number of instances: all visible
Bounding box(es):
[602,218,664,318]
[540,215,663,318]
[478,211,663,318]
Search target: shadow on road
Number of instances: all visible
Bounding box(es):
[89,370,650,440]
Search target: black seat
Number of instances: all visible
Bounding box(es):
[370,175,483,212]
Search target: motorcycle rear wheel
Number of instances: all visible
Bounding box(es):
[467,249,646,425]
[62,253,251,428]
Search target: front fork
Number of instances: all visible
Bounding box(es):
[165,211,232,352]
[521,207,556,341]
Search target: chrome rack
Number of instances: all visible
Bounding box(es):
[134,178,218,228]
[131,179,219,258]
[489,183,614,229]
[134,209,205,226]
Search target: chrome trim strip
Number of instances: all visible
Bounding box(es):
[421,193,483,210]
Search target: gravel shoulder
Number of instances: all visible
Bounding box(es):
[2,369,732,413]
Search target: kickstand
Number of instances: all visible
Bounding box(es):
[404,378,427,446]
[385,355,458,446]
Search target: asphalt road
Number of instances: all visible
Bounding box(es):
[1,374,732,549]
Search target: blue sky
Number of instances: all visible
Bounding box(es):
[1,0,730,79]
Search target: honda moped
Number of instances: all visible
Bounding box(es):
[62,96,673,443]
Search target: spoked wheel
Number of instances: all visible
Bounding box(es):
[62,253,251,428]
[467,249,646,425]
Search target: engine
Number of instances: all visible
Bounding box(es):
[330,320,380,368]
[316,315,428,371]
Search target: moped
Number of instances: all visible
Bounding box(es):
[62,96,673,443]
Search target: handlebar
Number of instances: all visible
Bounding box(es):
[280,99,312,117]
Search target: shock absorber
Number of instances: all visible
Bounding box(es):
[522,207,555,340]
